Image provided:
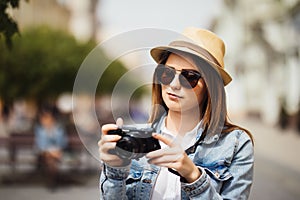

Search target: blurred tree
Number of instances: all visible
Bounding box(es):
[0,26,142,106]
[0,0,28,49]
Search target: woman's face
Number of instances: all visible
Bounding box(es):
[40,113,55,128]
[161,53,207,114]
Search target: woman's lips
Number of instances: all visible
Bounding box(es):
[167,92,183,100]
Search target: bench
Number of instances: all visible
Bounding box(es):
[0,128,85,172]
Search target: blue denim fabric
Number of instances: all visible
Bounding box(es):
[99,117,254,200]
[34,124,67,151]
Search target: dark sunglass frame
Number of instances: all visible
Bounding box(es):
[155,64,202,89]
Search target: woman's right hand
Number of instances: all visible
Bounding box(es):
[98,121,125,167]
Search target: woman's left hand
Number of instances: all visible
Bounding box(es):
[146,133,201,183]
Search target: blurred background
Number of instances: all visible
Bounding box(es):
[0,0,299,199]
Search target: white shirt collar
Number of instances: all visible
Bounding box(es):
[159,117,202,149]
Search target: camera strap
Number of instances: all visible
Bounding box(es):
[184,125,207,155]
[167,126,207,182]
[152,116,208,181]
[151,115,207,155]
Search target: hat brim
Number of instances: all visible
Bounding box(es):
[150,46,232,86]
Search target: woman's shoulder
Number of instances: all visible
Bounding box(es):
[220,128,254,148]
[228,128,252,139]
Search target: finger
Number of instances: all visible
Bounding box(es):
[98,136,121,149]
[152,133,174,146]
[99,140,118,154]
[100,135,122,143]
[148,154,183,165]
[101,124,118,135]
[146,146,181,158]
[100,152,122,164]
[152,162,178,169]
[116,117,124,127]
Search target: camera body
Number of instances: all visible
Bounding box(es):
[107,126,161,160]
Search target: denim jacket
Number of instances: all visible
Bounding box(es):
[34,124,67,152]
[99,116,254,200]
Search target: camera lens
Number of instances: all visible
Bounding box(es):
[116,135,141,159]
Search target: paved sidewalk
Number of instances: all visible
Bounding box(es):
[235,117,300,174]
[0,184,99,200]
[237,117,300,200]
[0,168,100,200]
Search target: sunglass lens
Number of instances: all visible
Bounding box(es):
[181,70,201,88]
[156,65,201,88]
[157,66,175,85]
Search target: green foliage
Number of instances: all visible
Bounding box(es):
[98,60,128,93]
[0,26,86,102]
[0,26,146,105]
[0,0,26,49]
[98,60,149,98]
[0,26,96,102]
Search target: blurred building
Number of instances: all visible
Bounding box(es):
[213,0,300,125]
[13,0,70,32]
[12,0,99,42]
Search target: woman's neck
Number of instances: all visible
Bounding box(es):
[166,109,201,136]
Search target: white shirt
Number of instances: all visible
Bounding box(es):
[151,118,201,200]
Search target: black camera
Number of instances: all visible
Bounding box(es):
[107,126,161,160]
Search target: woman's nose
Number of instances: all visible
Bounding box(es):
[169,74,181,90]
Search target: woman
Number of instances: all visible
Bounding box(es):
[98,27,254,199]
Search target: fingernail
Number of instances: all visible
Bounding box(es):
[116,135,121,139]
[116,118,123,127]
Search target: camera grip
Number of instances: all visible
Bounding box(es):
[107,128,123,136]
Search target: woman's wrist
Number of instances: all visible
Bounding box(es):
[179,154,202,183]
[105,158,131,169]
[184,165,201,183]
[104,163,131,180]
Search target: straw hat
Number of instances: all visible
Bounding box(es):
[150,27,232,85]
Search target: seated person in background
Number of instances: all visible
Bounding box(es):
[34,105,67,188]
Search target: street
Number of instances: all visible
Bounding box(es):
[250,155,300,200]
[244,117,300,200]
[0,117,300,200]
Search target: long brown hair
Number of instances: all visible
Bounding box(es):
[149,50,253,143]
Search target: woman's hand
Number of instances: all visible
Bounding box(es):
[146,133,201,183]
[98,118,127,167]
[48,149,62,160]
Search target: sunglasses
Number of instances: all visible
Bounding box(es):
[155,64,202,89]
